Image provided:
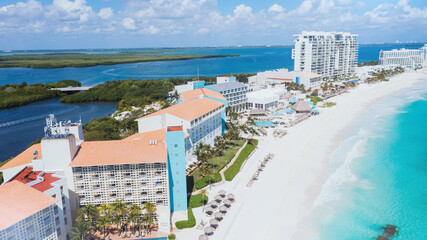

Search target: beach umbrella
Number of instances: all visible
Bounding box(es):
[223,199,232,206]
[210,219,218,227]
[208,201,218,207]
[214,212,223,220]
[214,195,223,202]
[204,227,214,234]
[227,193,235,200]
[218,190,226,196]
[199,234,209,240]
[205,206,214,212]
[219,205,227,212]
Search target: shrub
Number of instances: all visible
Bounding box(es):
[224,139,258,181]
[168,233,176,240]
[175,208,196,229]
[188,194,209,208]
[194,172,221,190]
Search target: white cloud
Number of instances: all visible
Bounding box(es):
[197,28,209,34]
[149,25,159,34]
[268,4,284,13]
[233,4,252,18]
[318,0,335,14]
[98,7,113,19]
[296,0,315,15]
[122,17,136,30]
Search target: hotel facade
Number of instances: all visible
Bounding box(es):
[292,31,358,79]
[379,48,424,69]
[0,82,229,237]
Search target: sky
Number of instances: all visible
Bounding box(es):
[0,0,426,50]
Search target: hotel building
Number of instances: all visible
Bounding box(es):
[0,181,60,240]
[136,95,226,165]
[206,81,248,113]
[292,31,358,79]
[248,68,322,90]
[379,48,424,69]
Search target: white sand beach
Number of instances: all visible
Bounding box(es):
[176,69,427,240]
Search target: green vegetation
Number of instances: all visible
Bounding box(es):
[365,67,405,83]
[188,193,209,208]
[357,60,378,67]
[320,102,337,108]
[0,80,81,109]
[28,138,41,147]
[224,139,258,181]
[60,79,175,111]
[0,53,238,69]
[308,96,323,105]
[175,208,196,230]
[168,233,177,240]
[72,199,158,239]
[189,139,245,191]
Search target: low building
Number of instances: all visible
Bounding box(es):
[379,48,423,69]
[206,81,248,112]
[216,75,236,84]
[355,65,401,80]
[248,68,322,90]
[246,89,280,111]
[169,81,205,98]
[0,181,59,240]
[291,100,312,113]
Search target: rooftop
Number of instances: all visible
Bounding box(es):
[0,144,41,171]
[207,81,247,92]
[137,97,224,121]
[11,167,60,192]
[292,71,322,78]
[0,181,57,230]
[182,88,226,102]
[70,129,167,167]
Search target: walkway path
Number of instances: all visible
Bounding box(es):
[191,140,249,195]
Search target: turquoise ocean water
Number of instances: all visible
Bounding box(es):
[312,78,427,240]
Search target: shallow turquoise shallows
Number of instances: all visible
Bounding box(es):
[313,80,427,240]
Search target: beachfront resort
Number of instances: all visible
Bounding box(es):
[1,31,427,240]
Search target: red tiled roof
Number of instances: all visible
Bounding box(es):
[167,126,183,132]
[12,167,60,192]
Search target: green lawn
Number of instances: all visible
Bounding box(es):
[175,208,196,229]
[189,139,246,191]
[320,102,337,108]
[188,194,209,208]
[224,139,258,181]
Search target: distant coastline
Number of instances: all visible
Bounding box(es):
[0,53,239,69]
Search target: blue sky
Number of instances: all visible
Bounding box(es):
[0,0,426,50]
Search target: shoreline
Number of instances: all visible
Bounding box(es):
[176,68,427,240]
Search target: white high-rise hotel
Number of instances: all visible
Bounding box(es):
[292,31,358,79]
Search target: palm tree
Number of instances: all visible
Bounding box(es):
[143,201,157,234]
[128,203,141,234]
[112,214,122,236]
[71,220,94,240]
[99,203,111,216]
[96,215,111,239]
[127,211,139,235]
[199,189,208,211]
[78,204,99,227]
[111,199,128,231]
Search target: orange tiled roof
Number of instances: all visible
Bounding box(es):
[0,144,41,171]
[12,167,60,192]
[0,181,57,230]
[69,129,167,167]
[137,97,224,121]
[182,88,226,102]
